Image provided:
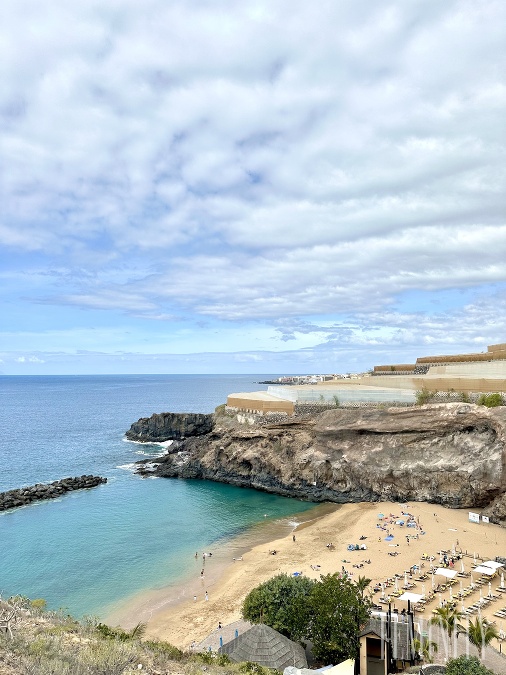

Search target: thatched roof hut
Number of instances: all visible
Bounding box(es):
[219,624,308,671]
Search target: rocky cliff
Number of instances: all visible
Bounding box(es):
[135,403,506,524]
[125,411,214,442]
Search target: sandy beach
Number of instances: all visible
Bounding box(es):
[113,500,506,650]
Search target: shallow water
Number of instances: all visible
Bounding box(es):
[0,375,318,617]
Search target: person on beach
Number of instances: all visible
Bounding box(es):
[193,595,197,602]
[218,622,222,630]
[201,569,204,577]
[205,591,209,601]
[293,534,296,542]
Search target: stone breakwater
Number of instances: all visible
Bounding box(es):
[0,475,107,512]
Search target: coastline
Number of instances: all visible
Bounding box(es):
[125,499,506,649]
[104,501,338,628]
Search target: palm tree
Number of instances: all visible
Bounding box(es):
[430,605,464,639]
[355,575,372,599]
[412,636,438,663]
[461,617,499,659]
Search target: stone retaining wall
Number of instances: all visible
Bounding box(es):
[0,475,107,512]
[227,393,505,426]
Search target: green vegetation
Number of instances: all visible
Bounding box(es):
[332,394,340,407]
[412,635,438,663]
[460,617,499,659]
[0,595,261,675]
[96,621,147,641]
[445,655,496,675]
[415,386,435,405]
[242,573,315,639]
[242,572,371,664]
[477,393,503,407]
[430,604,464,639]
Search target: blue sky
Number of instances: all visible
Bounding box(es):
[1,0,505,375]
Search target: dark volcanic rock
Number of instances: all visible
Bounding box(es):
[0,475,107,512]
[125,411,214,442]
[138,403,506,525]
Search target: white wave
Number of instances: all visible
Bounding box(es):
[116,463,137,472]
[122,437,173,449]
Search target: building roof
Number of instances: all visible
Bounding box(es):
[219,624,308,670]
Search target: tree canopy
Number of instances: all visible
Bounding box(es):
[242,572,371,663]
[242,573,314,639]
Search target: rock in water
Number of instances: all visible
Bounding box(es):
[125,411,214,442]
[0,475,107,512]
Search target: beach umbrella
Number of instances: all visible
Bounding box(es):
[461,598,465,613]
[489,581,492,597]
[461,560,465,574]
[404,571,408,587]
[439,593,443,607]
[471,572,474,588]
[502,572,505,589]
[378,513,384,519]
[395,577,399,591]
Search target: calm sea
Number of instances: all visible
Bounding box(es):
[0,375,317,618]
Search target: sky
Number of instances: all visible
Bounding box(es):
[1,0,505,375]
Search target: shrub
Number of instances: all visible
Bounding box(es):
[445,654,496,675]
[143,639,184,660]
[415,387,434,405]
[477,393,503,407]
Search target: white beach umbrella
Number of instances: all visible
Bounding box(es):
[461,560,465,574]
[489,581,492,597]
[461,598,465,612]
[404,571,408,587]
[474,552,477,563]
[395,577,399,591]
[471,573,474,588]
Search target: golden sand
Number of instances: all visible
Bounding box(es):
[111,500,506,649]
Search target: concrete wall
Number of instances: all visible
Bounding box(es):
[226,395,294,414]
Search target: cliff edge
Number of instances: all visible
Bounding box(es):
[133,403,506,525]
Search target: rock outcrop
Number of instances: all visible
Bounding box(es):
[136,403,506,524]
[0,475,107,512]
[125,411,214,442]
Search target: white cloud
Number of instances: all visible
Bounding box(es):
[0,0,505,370]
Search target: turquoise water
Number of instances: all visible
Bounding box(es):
[0,375,317,617]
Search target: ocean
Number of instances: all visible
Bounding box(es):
[0,375,318,619]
